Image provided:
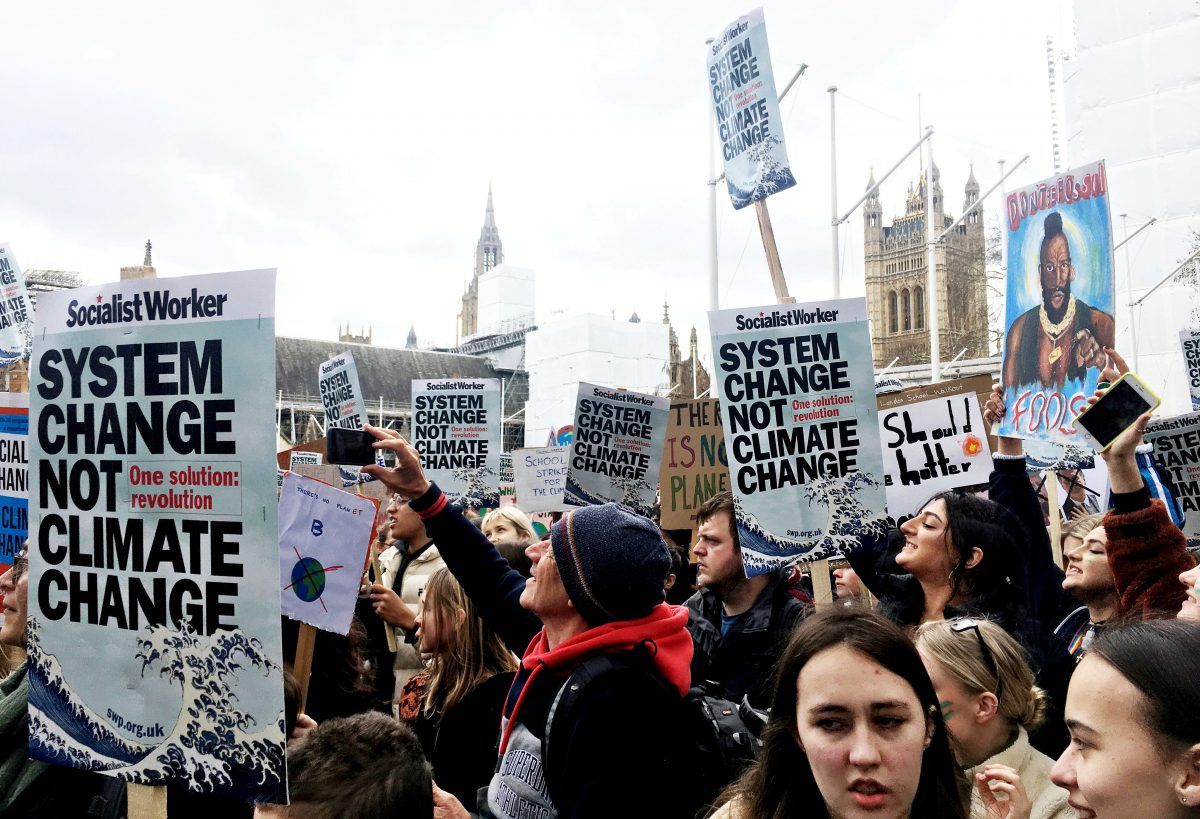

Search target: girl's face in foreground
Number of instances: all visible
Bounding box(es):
[795,644,932,819]
[1179,562,1200,623]
[1051,653,1199,819]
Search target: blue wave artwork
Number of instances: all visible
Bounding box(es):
[27,619,286,802]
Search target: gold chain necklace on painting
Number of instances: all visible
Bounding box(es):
[1039,296,1076,365]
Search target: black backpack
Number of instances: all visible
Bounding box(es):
[543,646,762,817]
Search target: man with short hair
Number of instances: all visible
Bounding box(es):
[686,492,808,709]
[287,712,432,818]
[364,428,698,819]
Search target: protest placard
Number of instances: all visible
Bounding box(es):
[0,392,28,570]
[289,450,323,468]
[411,378,502,507]
[514,446,570,514]
[1181,330,1200,411]
[708,298,888,574]
[999,161,1115,447]
[318,350,378,486]
[876,376,993,520]
[707,8,796,210]
[1144,412,1200,544]
[27,269,287,801]
[0,245,33,365]
[565,384,669,517]
[660,399,729,529]
[278,472,376,635]
[498,452,515,507]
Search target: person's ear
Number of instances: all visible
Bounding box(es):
[975,692,999,725]
[923,711,936,750]
[664,573,677,591]
[963,547,983,571]
[1173,743,1200,808]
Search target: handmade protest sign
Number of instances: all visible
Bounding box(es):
[0,392,28,571]
[498,452,515,507]
[877,376,993,521]
[318,350,377,486]
[565,384,669,517]
[26,270,286,800]
[660,399,729,529]
[707,8,796,210]
[1144,412,1200,545]
[709,299,888,574]
[278,472,375,635]
[999,161,1115,447]
[411,378,501,506]
[0,245,32,365]
[514,446,570,513]
[1181,330,1200,412]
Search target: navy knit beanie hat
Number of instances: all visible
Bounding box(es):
[550,503,671,626]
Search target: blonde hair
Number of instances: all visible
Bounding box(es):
[1062,512,1105,547]
[481,506,535,542]
[915,618,1046,731]
[421,569,518,716]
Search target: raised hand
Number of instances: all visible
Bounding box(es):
[975,764,1032,819]
[361,425,432,499]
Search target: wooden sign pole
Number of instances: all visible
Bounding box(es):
[810,559,834,608]
[127,783,168,819]
[1046,473,1064,568]
[753,200,795,304]
[294,623,317,715]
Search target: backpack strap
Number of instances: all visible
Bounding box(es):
[542,645,670,809]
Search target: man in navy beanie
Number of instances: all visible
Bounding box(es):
[364,428,700,819]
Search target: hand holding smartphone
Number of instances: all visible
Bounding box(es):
[1071,373,1160,453]
[327,426,393,466]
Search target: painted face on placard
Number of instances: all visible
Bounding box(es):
[1040,233,1074,319]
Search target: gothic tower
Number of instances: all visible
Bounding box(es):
[458,184,505,342]
[863,159,987,369]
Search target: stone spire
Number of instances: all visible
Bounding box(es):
[143,239,152,267]
[121,239,157,281]
[405,325,418,349]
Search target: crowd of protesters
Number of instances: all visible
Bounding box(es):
[0,357,1199,819]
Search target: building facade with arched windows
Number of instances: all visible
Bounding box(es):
[863,161,988,368]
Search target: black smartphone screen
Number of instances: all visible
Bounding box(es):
[327,427,377,466]
[1075,379,1153,449]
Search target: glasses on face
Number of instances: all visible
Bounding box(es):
[1039,259,1073,277]
[950,617,1003,704]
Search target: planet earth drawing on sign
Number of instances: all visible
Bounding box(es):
[283,547,345,612]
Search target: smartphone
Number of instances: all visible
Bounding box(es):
[1071,373,1161,452]
[327,427,378,466]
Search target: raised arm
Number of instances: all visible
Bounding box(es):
[364,427,541,652]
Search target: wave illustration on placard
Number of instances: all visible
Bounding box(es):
[28,618,286,800]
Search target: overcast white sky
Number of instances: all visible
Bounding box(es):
[3,0,1074,359]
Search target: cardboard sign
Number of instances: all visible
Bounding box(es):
[278,473,376,635]
[999,161,1115,445]
[513,446,570,514]
[706,8,796,210]
[0,392,28,570]
[27,269,287,801]
[660,399,729,529]
[565,384,669,517]
[1181,330,1200,412]
[877,376,994,520]
[1145,412,1200,544]
[0,244,33,365]
[708,298,889,574]
[411,378,502,507]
